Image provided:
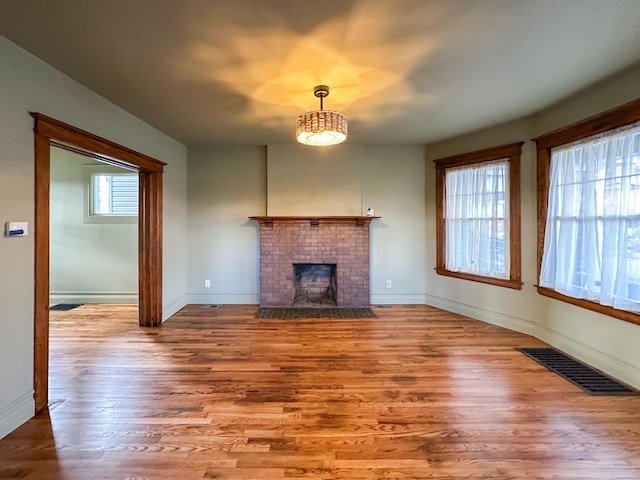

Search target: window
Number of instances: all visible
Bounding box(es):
[534,98,640,325]
[85,171,138,223]
[435,142,523,289]
[92,173,139,215]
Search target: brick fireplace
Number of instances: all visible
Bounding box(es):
[250,216,378,307]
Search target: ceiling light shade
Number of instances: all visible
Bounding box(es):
[296,85,347,146]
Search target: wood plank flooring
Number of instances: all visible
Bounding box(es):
[1,304,640,479]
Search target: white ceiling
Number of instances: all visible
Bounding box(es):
[2,0,640,146]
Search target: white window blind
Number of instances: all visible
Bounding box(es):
[540,122,640,313]
[92,174,139,216]
[444,159,509,278]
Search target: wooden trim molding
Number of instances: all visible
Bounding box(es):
[138,172,163,326]
[33,132,50,414]
[537,287,640,327]
[249,216,380,227]
[534,98,640,325]
[532,98,640,149]
[32,113,165,414]
[32,113,166,172]
[434,142,523,290]
[435,267,523,290]
[433,142,523,169]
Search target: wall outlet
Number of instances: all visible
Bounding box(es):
[204,279,211,288]
[386,280,392,288]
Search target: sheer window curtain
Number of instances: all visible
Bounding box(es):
[540,122,640,313]
[445,160,509,278]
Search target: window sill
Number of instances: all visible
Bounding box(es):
[435,267,522,290]
[84,215,138,225]
[537,286,640,326]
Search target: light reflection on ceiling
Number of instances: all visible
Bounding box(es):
[177,0,446,128]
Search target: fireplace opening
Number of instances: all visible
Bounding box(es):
[293,263,337,307]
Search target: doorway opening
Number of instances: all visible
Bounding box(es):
[49,148,139,308]
[33,113,165,414]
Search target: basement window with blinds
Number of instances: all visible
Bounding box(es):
[85,173,139,224]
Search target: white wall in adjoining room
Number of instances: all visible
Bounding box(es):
[0,36,188,439]
[49,148,138,304]
[424,64,640,390]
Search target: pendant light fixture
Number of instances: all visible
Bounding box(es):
[296,85,348,146]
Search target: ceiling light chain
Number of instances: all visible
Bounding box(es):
[296,85,347,147]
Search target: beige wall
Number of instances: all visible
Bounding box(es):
[267,145,363,216]
[425,63,640,390]
[187,146,267,304]
[0,37,188,439]
[186,144,427,305]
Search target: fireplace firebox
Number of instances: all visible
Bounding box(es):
[293,263,337,306]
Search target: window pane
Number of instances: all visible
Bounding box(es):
[91,174,138,216]
[444,160,509,278]
[93,175,112,214]
[110,175,139,215]
[540,122,640,312]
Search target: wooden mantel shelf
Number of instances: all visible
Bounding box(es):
[249,216,380,227]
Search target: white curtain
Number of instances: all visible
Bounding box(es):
[540,122,640,313]
[445,160,509,278]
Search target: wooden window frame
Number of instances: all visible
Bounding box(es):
[434,142,523,289]
[533,98,640,326]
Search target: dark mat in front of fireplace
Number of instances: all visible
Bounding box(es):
[256,307,377,319]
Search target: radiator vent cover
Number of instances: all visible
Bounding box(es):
[517,348,636,396]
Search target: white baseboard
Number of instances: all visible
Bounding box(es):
[424,294,538,336]
[163,294,188,322]
[185,293,424,306]
[50,291,138,304]
[370,294,426,305]
[425,294,640,390]
[185,293,425,306]
[187,293,259,305]
[0,392,34,440]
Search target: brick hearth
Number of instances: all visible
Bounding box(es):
[250,216,378,307]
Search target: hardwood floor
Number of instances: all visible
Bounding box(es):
[1,304,640,479]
